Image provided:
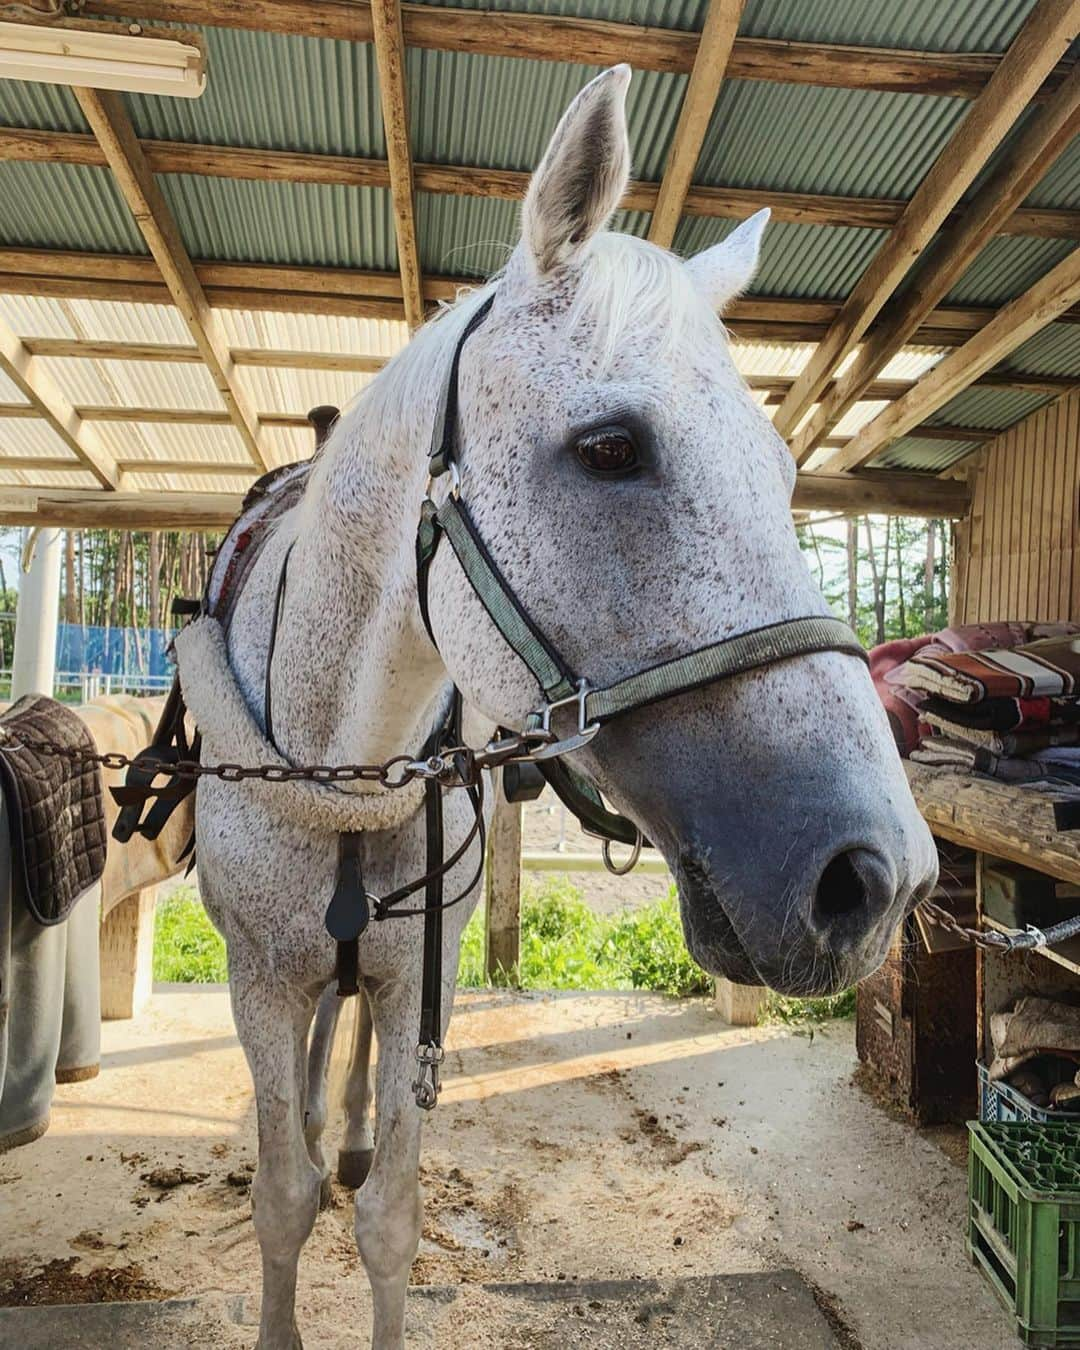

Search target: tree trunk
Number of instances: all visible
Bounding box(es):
[846,518,859,631]
[894,517,906,637]
[147,531,161,630]
[63,531,78,624]
[863,516,886,646]
[923,520,937,631]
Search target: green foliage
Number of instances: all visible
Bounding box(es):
[153,887,228,983]
[763,986,857,1025]
[460,878,712,998]
[152,878,847,1018]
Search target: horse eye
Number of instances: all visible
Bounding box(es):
[574,428,639,478]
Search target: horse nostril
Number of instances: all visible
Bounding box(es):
[813,849,870,921]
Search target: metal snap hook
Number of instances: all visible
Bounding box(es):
[602,830,643,876]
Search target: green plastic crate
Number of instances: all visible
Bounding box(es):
[968,1122,1080,1346]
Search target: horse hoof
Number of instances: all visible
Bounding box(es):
[337,1147,374,1189]
[319,1172,333,1211]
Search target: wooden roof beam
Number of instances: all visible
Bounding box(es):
[0,470,968,529]
[771,0,1080,442]
[370,0,424,332]
[0,314,120,489]
[647,0,745,248]
[84,2,1074,98]
[3,126,1079,239]
[828,246,1080,473]
[72,87,271,472]
[799,59,1080,467]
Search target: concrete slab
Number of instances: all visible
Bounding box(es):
[0,988,1016,1349]
[1,1272,835,1350]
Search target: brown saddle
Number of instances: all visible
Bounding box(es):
[0,695,108,925]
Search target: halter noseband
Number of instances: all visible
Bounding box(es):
[415,291,868,843]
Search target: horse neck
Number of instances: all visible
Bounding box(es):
[269,370,450,766]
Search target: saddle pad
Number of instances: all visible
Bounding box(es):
[0,695,108,925]
[206,459,311,631]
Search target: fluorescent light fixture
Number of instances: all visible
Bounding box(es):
[0,21,206,99]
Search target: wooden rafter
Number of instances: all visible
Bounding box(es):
[799,59,1080,467]
[647,0,744,248]
[0,314,120,489]
[370,0,424,331]
[72,87,271,472]
[829,247,1080,473]
[771,0,1080,442]
[21,337,390,372]
[0,470,969,529]
[2,126,1077,239]
[2,245,1076,341]
[82,1,1074,98]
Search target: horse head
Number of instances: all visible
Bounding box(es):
[424,65,938,996]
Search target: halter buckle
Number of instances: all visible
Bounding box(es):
[425,458,461,501]
[529,680,601,761]
[412,1040,445,1110]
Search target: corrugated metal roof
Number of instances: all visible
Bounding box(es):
[129,28,386,157]
[158,176,397,270]
[927,385,1052,430]
[93,421,249,465]
[240,367,374,416]
[693,83,969,199]
[0,464,98,488]
[0,162,147,253]
[677,217,886,299]
[1024,135,1080,211]
[0,295,78,339]
[35,358,224,411]
[0,77,84,132]
[0,421,78,460]
[739,0,1038,48]
[62,300,193,345]
[871,435,978,472]
[216,308,408,357]
[997,322,1080,377]
[403,0,706,28]
[944,236,1076,307]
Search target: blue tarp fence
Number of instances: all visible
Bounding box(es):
[54,623,177,690]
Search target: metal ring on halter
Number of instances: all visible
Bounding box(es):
[602,830,643,876]
[425,459,462,501]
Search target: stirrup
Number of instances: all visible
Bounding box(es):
[412,1041,444,1110]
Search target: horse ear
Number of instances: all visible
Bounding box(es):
[521,64,631,275]
[685,209,770,313]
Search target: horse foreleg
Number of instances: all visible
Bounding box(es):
[339,985,375,1189]
[232,973,322,1350]
[353,981,423,1350]
[304,984,341,1209]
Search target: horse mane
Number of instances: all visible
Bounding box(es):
[311,229,725,492]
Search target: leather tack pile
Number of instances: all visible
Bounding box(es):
[990,996,1080,1110]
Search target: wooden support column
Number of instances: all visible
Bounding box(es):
[802,59,1080,467]
[831,247,1080,471]
[371,0,425,331]
[72,87,270,471]
[485,795,522,983]
[647,0,745,248]
[772,0,1080,441]
[99,887,157,1021]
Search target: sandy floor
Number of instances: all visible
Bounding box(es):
[0,987,1018,1349]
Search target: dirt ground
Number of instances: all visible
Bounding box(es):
[0,987,1018,1349]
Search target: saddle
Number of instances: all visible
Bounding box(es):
[112,407,335,847]
[0,696,108,925]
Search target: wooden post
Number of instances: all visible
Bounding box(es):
[99,887,157,1020]
[485,796,522,983]
[714,978,766,1026]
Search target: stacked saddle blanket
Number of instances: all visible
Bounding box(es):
[898,631,1080,783]
[870,621,1079,755]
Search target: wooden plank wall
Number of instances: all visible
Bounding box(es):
[952,387,1080,623]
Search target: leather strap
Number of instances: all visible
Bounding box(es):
[264,539,295,755]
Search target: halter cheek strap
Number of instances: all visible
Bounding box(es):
[416,293,868,847]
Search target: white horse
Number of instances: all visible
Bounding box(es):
[176,66,937,1350]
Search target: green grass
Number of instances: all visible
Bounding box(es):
[153,887,228,983]
[152,876,853,1019]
